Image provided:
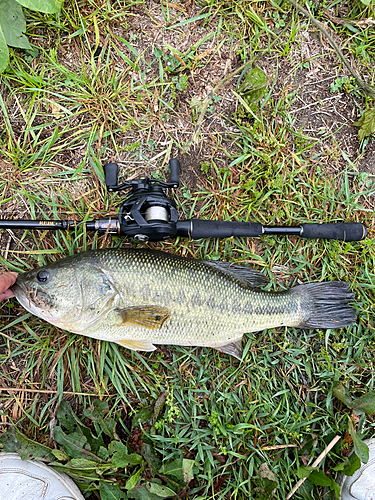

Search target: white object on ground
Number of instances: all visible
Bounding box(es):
[338,438,375,500]
[0,452,85,500]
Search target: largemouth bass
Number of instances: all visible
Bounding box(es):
[12,248,356,359]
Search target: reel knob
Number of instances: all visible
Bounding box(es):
[103,163,119,191]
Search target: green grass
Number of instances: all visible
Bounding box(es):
[0,0,375,498]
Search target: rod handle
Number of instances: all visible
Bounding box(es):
[301,223,367,241]
[177,219,264,239]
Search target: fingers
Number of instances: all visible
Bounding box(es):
[0,289,15,301]
[0,272,18,293]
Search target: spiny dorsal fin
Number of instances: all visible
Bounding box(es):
[116,306,170,330]
[204,261,269,289]
[116,339,157,351]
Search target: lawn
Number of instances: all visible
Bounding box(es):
[0,0,374,498]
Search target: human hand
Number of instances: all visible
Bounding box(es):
[0,272,18,302]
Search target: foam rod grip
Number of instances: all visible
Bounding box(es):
[301,223,367,241]
[187,219,264,239]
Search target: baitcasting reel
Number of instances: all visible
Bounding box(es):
[103,159,180,242]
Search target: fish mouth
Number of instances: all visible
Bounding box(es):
[11,282,27,304]
[12,281,51,311]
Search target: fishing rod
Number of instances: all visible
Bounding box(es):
[0,159,367,242]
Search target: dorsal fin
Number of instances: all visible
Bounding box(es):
[204,261,269,288]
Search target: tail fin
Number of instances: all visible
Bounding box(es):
[294,282,356,329]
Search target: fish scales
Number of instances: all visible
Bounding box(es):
[77,249,301,344]
[12,248,356,359]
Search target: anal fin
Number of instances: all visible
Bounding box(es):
[213,339,243,360]
[116,339,157,352]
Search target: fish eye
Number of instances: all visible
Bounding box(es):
[37,270,49,283]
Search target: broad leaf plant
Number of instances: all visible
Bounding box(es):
[0,0,62,72]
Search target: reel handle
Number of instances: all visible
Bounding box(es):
[169,159,180,187]
[103,163,119,191]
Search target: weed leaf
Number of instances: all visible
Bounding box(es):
[100,483,128,500]
[127,486,161,499]
[57,401,105,453]
[98,446,110,461]
[238,68,268,109]
[352,391,375,416]
[113,452,143,468]
[0,24,8,72]
[109,441,143,468]
[133,407,154,425]
[0,427,20,453]
[146,482,176,498]
[258,462,277,482]
[141,443,162,473]
[0,427,55,461]
[57,400,84,433]
[296,465,315,479]
[352,108,375,141]
[52,449,69,461]
[100,484,127,500]
[190,97,202,113]
[348,419,369,464]
[332,480,341,498]
[53,426,101,462]
[308,470,332,487]
[152,391,167,425]
[83,399,109,420]
[14,432,55,462]
[0,0,30,49]
[159,458,194,487]
[334,453,361,476]
[66,458,102,470]
[160,458,183,481]
[84,400,117,438]
[125,468,142,490]
[15,0,62,14]
[182,459,195,484]
[333,383,353,407]
[345,455,361,476]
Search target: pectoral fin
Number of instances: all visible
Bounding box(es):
[116,306,170,330]
[116,339,157,352]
